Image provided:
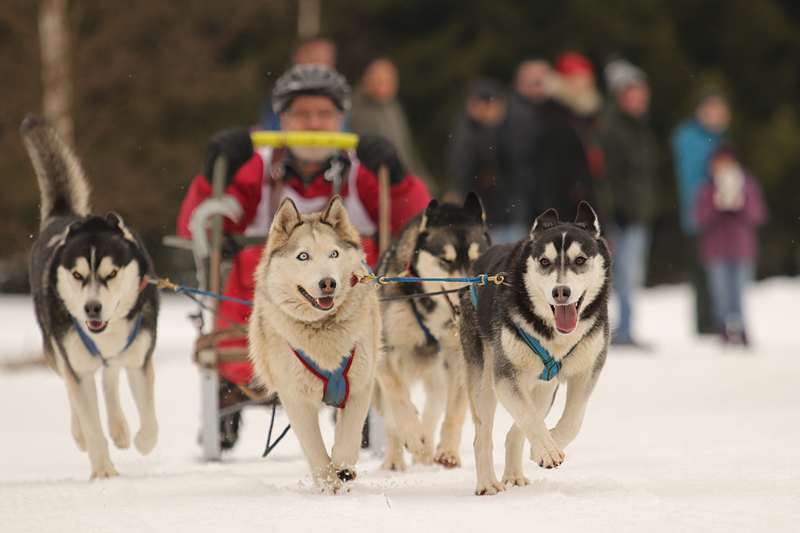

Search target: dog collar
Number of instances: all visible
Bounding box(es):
[470,284,575,381]
[71,314,142,358]
[291,344,355,408]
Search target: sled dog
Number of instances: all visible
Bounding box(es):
[374,192,490,470]
[459,202,611,495]
[23,115,160,480]
[248,196,379,492]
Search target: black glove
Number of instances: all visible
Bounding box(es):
[356,134,407,185]
[202,127,254,187]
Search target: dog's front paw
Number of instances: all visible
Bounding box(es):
[109,419,131,449]
[134,425,158,455]
[529,437,565,469]
[433,448,461,469]
[337,468,356,482]
[475,478,506,496]
[502,470,531,487]
[90,462,119,480]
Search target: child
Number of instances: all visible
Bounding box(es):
[695,143,768,345]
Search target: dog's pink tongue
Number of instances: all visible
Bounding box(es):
[554,304,577,333]
[317,297,334,310]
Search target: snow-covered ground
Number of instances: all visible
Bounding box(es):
[2,279,799,532]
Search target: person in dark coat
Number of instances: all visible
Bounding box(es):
[447,78,525,243]
[599,59,659,348]
[506,59,597,225]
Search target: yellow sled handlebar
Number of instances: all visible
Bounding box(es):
[251,131,360,150]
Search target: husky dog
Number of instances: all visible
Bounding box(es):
[459,202,611,495]
[374,192,490,471]
[248,196,379,492]
[23,116,160,480]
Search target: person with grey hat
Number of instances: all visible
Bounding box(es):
[598,58,659,349]
[175,64,432,449]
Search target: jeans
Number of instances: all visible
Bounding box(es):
[610,224,652,341]
[704,260,754,332]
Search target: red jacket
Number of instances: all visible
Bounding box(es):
[177,148,431,383]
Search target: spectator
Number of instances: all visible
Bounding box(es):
[177,64,432,448]
[552,51,613,226]
[670,88,731,334]
[506,59,596,224]
[599,58,659,348]
[258,37,338,131]
[349,57,432,187]
[695,143,768,345]
[446,78,523,243]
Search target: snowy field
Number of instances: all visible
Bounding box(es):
[2,278,799,532]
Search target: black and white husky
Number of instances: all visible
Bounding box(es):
[23,116,160,479]
[459,202,611,495]
[374,192,491,471]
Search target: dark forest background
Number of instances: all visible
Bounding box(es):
[2,0,799,291]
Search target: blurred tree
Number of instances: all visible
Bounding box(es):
[1,0,798,291]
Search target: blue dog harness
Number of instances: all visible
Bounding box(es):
[71,314,143,359]
[469,284,576,381]
[291,344,355,408]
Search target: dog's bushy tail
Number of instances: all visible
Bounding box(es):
[20,115,91,230]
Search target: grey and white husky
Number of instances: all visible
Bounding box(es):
[23,116,160,480]
[373,192,491,471]
[459,202,611,495]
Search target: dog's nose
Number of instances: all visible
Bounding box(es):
[84,301,102,318]
[319,278,337,293]
[552,286,571,303]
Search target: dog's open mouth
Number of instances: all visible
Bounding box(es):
[551,292,585,334]
[86,320,108,333]
[298,286,335,311]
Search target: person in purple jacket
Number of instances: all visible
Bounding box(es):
[695,143,768,345]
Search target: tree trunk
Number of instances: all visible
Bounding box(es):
[38,0,73,146]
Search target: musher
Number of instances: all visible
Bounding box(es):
[176,64,432,448]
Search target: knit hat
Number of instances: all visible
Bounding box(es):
[554,52,595,77]
[604,58,648,94]
[466,78,505,102]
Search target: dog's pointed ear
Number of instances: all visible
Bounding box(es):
[530,208,559,237]
[419,198,438,233]
[105,211,138,242]
[463,191,487,225]
[321,194,358,239]
[573,201,601,238]
[268,197,302,252]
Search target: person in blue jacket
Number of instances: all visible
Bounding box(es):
[670,88,731,334]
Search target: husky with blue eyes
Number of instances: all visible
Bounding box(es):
[459,202,612,495]
[248,195,379,492]
[23,115,160,480]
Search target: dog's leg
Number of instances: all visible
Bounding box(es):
[374,355,425,456]
[64,370,118,479]
[331,387,372,484]
[126,357,158,455]
[281,396,338,491]
[501,422,530,487]
[434,349,468,468]
[494,379,564,469]
[415,367,445,465]
[68,399,87,451]
[102,366,130,449]
[550,372,593,450]
[374,384,407,471]
[470,369,505,495]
